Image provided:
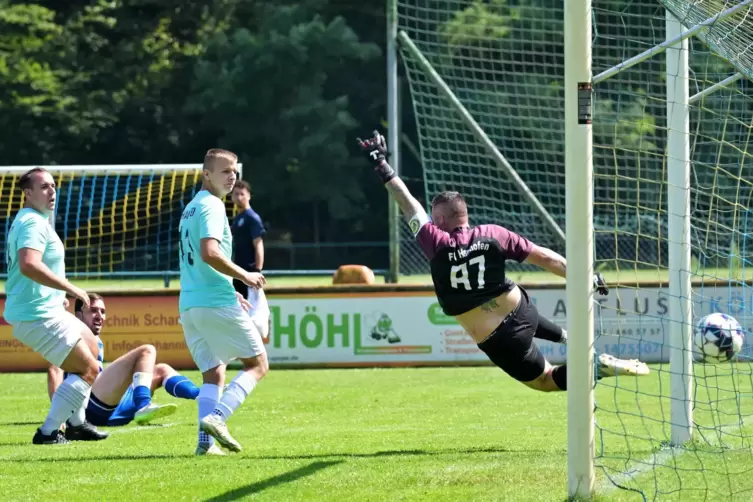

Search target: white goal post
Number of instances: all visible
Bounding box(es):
[564,0,752,498]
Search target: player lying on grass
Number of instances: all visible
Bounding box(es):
[4,167,107,445]
[47,294,201,427]
[357,131,649,391]
[179,148,269,456]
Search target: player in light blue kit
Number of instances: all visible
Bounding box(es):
[47,293,201,427]
[179,148,268,456]
[3,167,108,444]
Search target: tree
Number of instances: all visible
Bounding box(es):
[185,1,381,243]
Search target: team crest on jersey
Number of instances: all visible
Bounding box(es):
[409,218,420,235]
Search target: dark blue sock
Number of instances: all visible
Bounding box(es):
[132,385,152,411]
[165,375,200,400]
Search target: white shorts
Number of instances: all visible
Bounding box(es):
[181,304,266,373]
[9,311,84,367]
[246,287,270,341]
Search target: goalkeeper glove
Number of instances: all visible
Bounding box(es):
[593,272,608,296]
[357,130,396,183]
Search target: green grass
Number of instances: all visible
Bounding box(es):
[1,266,749,293]
[2,366,753,501]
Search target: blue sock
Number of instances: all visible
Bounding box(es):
[165,375,200,400]
[132,372,153,411]
[132,385,152,411]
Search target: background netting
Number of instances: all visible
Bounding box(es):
[0,167,236,278]
[398,0,566,276]
[398,0,753,499]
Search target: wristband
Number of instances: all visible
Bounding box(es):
[375,161,396,183]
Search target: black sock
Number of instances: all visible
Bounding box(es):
[551,365,567,390]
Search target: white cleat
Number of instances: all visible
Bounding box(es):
[200,414,242,452]
[195,443,227,456]
[133,403,178,425]
[598,353,650,377]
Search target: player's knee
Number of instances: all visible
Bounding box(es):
[139,344,157,358]
[80,360,100,385]
[522,371,556,392]
[244,353,269,379]
[254,358,269,379]
[154,363,174,379]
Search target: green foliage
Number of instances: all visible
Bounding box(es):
[440,0,519,49]
[185,2,380,226]
[0,0,386,251]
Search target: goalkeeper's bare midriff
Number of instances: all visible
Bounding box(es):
[454,285,522,344]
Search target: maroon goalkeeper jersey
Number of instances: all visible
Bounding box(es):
[415,223,533,316]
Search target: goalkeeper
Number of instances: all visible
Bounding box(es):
[357,131,649,392]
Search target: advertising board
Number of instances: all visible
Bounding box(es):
[1,283,751,371]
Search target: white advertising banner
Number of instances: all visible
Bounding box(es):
[266,284,753,366]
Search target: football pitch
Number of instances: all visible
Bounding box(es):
[2,366,753,501]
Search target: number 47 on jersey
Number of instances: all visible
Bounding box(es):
[450,256,486,290]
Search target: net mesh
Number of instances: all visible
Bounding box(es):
[397,0,566,276]
[661,0,753,79]
[398,0,753,499]
[0,167,236,278]
[594,1,753,499]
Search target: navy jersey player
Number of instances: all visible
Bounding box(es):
[230,180,270,341]
[357,131,649,392]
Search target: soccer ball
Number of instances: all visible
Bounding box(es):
[693,313,745,363]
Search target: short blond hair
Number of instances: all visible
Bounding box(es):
[203,148,238,171]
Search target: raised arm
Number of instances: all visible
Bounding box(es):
[358,131,428,225]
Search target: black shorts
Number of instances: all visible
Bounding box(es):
[476,287,562,382]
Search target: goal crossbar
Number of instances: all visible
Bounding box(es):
[0,164,244,175]
[593,0,753,85]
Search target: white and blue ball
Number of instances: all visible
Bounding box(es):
[694,313,744,363]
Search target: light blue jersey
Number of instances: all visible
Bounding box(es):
[178,190,236,312]
[3,208,66,322]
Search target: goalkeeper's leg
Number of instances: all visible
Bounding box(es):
[477,292,648,391]
[534,316,568,345]
[523,354,650,392]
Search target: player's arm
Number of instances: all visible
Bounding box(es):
[249,215,266,271]
[199,202,265,288]
[524,244,567,278]
[201,238,265,289]
[15,220,89,304]
[252,237,264,271]
[524,243,609,295]
[357,131,429,226]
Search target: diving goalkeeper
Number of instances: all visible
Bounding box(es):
[357,131,649,392]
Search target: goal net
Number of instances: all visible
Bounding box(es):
[397,0,753,499]
[0,165,238,281]
[397,0,567,276]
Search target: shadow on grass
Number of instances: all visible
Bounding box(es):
[244,445,561,461]
[0,421,39,426]
[1,446,560,463]
[204,460,343,501]
[4,453,195,463]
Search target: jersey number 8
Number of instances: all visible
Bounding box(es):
[450,255,486,290]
